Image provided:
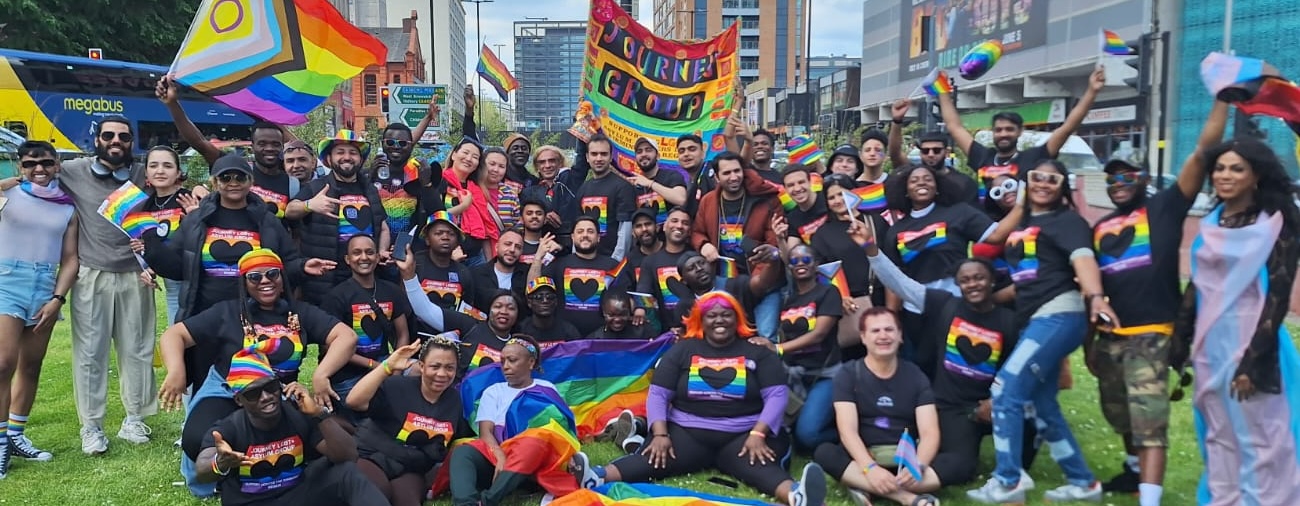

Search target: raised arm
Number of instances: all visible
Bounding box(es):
[889,99,912,168]
[1176,100,1230,199]
[461,86,478,142]
[937,92,975,155]
[157,76,222,165]
[411,102,442,146]
[1044,67,1105,157]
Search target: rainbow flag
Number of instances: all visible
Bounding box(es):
[120,212,161,239]
[458,301,487,321]
[169,0,387,125]
[817,261,850,299]
[605,257,629,287]
[553,482,770,506]
[895,428,923,481]
[477,44,519,101]
[97,182,149,233]
[921,68,952,97]
[1100,29,1133,55]
[627,291,658,311]
[460,336,674,439]
[786,135,824,165]
[809,171,823,193]
[851,183,887,212]
[717,258,739,279]
[777,189,797,212]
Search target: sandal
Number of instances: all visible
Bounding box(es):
[911,494,940,506]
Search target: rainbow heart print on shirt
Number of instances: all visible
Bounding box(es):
[421,279,464,309]
[249,185,290,218]
[378,185,417,239]
[1005,226,1041,282]
[337,194,373,242]
[239,435,306,494]
[655,266,682,310]
[637,191,669,224]
[719,220,744,257]
[350,302,394,356]
[202,228,262,277]
[580,196,610,235]
[395,412,455,445]
[896,222,948,263]
[468,343,502,370]
[686,355,748,401]
[563,267,606,311]
[245,323,306,376]
[943,317,1003,381]
[1094,208,1152,274]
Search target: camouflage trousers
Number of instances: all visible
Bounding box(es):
[1089,331,1172,448]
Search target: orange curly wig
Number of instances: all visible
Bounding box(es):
[681,291,756,340]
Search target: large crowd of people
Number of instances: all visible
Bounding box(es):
[0,71,1298,506]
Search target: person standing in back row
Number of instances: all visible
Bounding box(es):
[575,134,637,260]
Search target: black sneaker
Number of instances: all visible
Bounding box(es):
[1102,467,1141,493]
[11,434,53,461]
[0,439,10,479]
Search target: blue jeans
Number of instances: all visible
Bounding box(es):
[754,291,780,340]
[991,311,1095,487]
[163,278,182,325]
[181,367,233,497]
[794,378,837,450]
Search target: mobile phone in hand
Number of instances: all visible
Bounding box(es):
[392,227,417,261]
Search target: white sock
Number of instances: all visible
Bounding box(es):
[1124,454,1141,473]
[1139,483,1162,506]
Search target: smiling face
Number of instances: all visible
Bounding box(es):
[825,182,850,217]
[751,134,773,163]
[1026,163,1066,210]
[344,235,379,277]
[527,288,558,317]
[507,139,531,168]
[1105,169,1147,207]
[1210,150,1258,204]
[19,151,60,187]
[145,150,182,191]
[235,378,283,422]
[787,244,816,282]
[484,152,508,185]
[716,159,745,197]
[991,174,1018,210]
[243,265,284,306]
[95,121,133,165]
[534,148,563,179]
[860,139,885,168]
[488,295,518,334]
[992,119,1021,154]
[829,154,858,178]
[500,343,536,386]
[329,144,362,179]
[602,297,632,332]
[383,129,415,162]
[702,305,738,346]
[907,167,938,209]
[955,261,993,307]
[783,170,812,205]
[451,143,481,174]
[420,348,458,395]
[663,210,691,246]
[213,169,252,203]
[633,215,658,247]
[496,230,523,266]
[572,220,599,254]
[282,148,314,181]
[635,142,659,172]
[918,141,948,169]
[860,312,902,358]
[251,128,285,169]
[521,203,547,232]
[677,140,702,171]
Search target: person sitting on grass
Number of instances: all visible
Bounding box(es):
[446,334,587,505]
[196,343,388,506]
[813,308,941,506]
[572,291,828,506]
[346,337,473,506]
[588,290,653,339]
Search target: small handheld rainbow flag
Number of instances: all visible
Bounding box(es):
[477,44,519,101]
[809,171,824,193]
[895,428,923,481]
[777,189,797,212]
[786,135,824,165]
[1100,29,1133,55]
[120,212,161,239]
[718,257,740,279]
[97,182,149,235]
[816,261,850,299]
[921,68,953,97]
[604,257,629,287]
[851,183,887,212]
[458,301,487,321]
[627,291,658,311]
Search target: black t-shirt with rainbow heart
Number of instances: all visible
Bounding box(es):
[354,375,472,474]
[320,277,413,382]
[202,405,322,506]
[653,337,785,420]
[1092,188,1192,326]
[778,284,843,370]
[182,299,340,384]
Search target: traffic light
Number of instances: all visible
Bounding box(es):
[1122,36,1151,94]
[381,87,391,113]
[88,48,104,60]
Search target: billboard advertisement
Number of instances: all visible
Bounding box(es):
[899,0,1049,80]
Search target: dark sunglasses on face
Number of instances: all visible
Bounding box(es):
[239,379,283,402]
[1027,170,1064,186]
[244,268,282,284]
[528,293,558,301]
[218,172,251,184]
[383,138,411,149]
[920,147,945,155]
[21,159,57,169]
[99,131,133,143]
[1106,172,1144,186]
[789,255,815,266]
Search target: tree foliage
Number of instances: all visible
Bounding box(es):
[1,0,202,65]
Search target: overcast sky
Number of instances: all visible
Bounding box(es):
[456,0,864,85]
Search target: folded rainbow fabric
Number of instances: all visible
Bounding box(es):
[786,135,823,165]
[552,482,771,506]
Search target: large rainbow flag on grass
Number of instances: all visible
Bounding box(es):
[553,482,770,506]
[460,335,675,439]
[169,0,387,125]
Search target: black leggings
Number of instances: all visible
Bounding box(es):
[263,458,389,506]
[357,457,436,506]
[609,422,792,496]
[181,396,239,460]
[930,405,1040,485]
[447,444,536,506]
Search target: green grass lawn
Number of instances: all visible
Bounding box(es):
[5,297,1271,505]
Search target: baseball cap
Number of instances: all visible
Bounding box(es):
[210,153,254,178]
[1103,159,1145,174]
[526,276,558,295]
[632,207,657,224]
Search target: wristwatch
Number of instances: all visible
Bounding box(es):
[312,411,332,424]
[51,294,67,304]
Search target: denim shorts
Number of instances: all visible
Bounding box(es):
[0,258,58,326]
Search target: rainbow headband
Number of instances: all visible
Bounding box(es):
[504,337,538,359]
[227,340,277,394]
[238,249,284,278]
[696,291,740,313]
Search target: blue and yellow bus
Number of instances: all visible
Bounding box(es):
[0,48,253,156]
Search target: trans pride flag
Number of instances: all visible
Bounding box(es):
[169,0,386,125]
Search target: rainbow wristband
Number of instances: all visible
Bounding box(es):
[212,459,231,476]
[381,361,394,375]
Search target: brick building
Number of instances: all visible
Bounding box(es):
[352,10,427,131]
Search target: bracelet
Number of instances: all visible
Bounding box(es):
[304,199,311,212]
[367,359,375,369]
[776,344,785,356]
[50,294,67,304]
[212,459,231,476]
[381,361,394,375]
[863,462,878,473]
[748,430,766,438]
[653,433,670,438]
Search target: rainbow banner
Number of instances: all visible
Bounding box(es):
[476,44,519,101]
[817,261,850,300]
[460,336,674,439]
[553,482,770,506]
[1100,29,1132,56]
[97,182,149,233]
[575,0,738,178]
[851,183,887,212]
[121,212,161,239]
[169,0,387,125]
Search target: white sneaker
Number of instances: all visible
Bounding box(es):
[117,420,152,444]
[966,476,1027,503]
[80,426,109,455]
[10,434,53,461]
[1019,469,1035,490]
[1044,481,1102,502]
[791,463,827,506]
[571,451,602,489]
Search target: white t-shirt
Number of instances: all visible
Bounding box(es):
[494,268,513,290]
[475,379,559,425]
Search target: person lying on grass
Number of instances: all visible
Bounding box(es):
[572,291,829,506]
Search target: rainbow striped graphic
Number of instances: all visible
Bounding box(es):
[1094,207,1153,274]
[717,257,739,279]
[604,257,629,287]
[809,172,823,193]
[169,0,388,125]
[654,266,682,310]
[554,482,771,506]
[944,317,1003,381]
[786,135,824,165]
[816,261,851,299]
[686,355,747,401]
[477,44,519,101]
[97,182,148,232]
[958,40,1002,80]
[778,189,797,212]
[120,212,161,239]
[1006,226,1041,282]
[922,69,953,97]
[1100,29,1133,55]
[851,183,887,212]
[896,222,949,263]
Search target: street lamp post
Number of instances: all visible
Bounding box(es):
[462,0,494,135]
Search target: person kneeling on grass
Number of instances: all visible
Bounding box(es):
[196,343,389,506]
[346,337,474,506]
[813,308,941,506]
[572,291,829,506]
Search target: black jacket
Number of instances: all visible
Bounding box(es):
[296,175,386,303]
[469,261,527,313]
[143,194,306,322]
[520,140,591,235]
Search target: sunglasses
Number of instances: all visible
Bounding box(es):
[988,179,1019,200]
[920,147,945,155]
[1105,172,1144,186]
[1169,370,1194,402]
[1027,170,1064,186]
[99,131,133,143]
[383,138,411,149]
[217,172,251,184]
[243,268,282,284]
[528,292,558,301]
[789,255,815,266]
[21,159,57,169]
[238,379,282,402]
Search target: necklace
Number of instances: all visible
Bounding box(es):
[153,190,179,209]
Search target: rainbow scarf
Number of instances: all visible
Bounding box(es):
[18,180,73,205]
[477,44,519,101]
[169,0,387,125]
[461,336,674,439]
[553,482,770,506]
